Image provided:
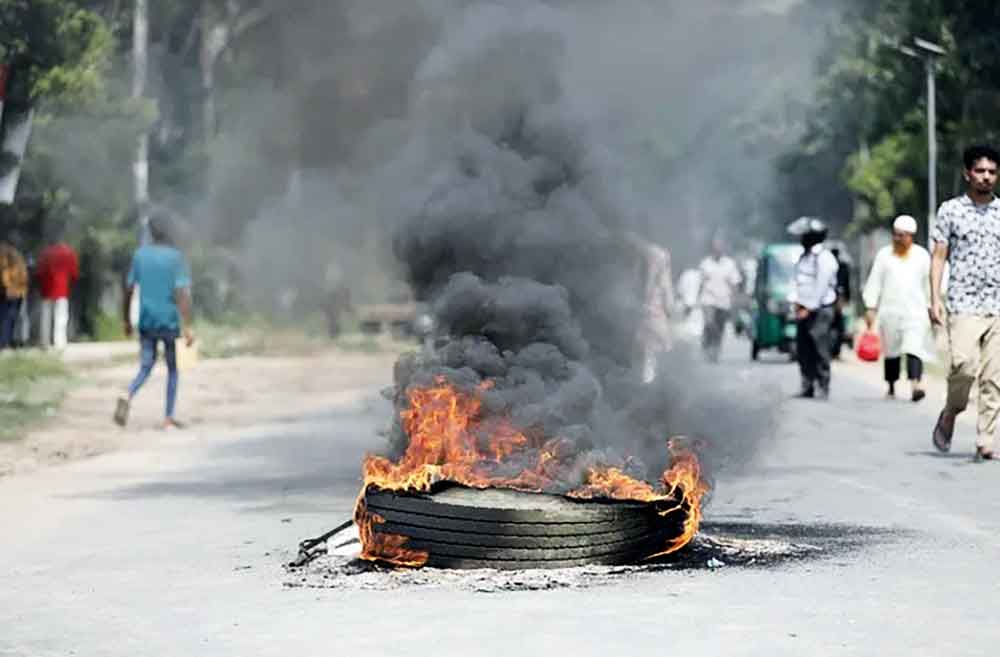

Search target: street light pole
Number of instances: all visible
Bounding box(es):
[912,38,946,241]
[888,37,946,241]
[926,55,937,238]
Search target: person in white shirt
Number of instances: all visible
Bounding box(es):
[862,215,935,401]
[790,217,839,399]
[674,267,702,340]
[677,268,702,317]
[698,238,742,362]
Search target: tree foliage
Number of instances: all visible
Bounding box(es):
[779,0,1000,236]
[0,0,113,102]
[6,0,1000,335]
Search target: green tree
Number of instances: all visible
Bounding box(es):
[0,1,146,336]
[779,0,1000,236]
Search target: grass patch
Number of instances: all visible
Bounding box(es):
[333,333,415,354]
[192,315,417,360]
[0,352,73,441]
[90,312,129,342]
[195,324,324,359]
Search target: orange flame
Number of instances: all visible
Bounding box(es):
[649,441,711,556]
[354,493,429,567]
[355,378,709,566]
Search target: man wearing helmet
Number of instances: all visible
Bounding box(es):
[789,217,839,399]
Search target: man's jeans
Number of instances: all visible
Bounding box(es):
[945,315,1000,449]
[128,329,180,419]
[0,298,20,349]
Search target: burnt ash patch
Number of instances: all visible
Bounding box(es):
[283,522,900,592]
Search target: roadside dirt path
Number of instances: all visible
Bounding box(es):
[0,348,401,478]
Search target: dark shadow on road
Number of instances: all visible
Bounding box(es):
[904,450,978,461]
[745,357,797,367]
[648,521,901,570]
[69,407,386,507]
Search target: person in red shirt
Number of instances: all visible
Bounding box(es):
[36,238,79,349]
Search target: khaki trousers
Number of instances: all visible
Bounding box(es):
[946,315,1000,448]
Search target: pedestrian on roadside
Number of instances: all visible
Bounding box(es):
[862,214,935,401]
[677,267,701,318]
[114,212,195,429]
[828,245,852,359]
[636,238,675,382]
[789,217,838,399]
[676,266,703,340]
[36,232,79,350]
[698,238,741,363]
[0,241,28,350]
[930,144,1000,461]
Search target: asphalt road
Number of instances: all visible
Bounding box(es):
[2,339,998,657]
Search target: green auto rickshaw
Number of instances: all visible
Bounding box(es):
[749,243,803,361]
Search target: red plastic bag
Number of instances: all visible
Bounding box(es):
[856,330,881,362]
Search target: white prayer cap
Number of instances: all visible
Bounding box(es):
[893,214,918,234]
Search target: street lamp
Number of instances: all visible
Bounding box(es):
[893,37,946,240]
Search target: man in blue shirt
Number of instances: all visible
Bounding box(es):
[114,212,195,429]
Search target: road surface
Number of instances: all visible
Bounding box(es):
[1,339,997,657]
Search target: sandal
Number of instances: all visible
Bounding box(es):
[974,446,995,463]
[932,411,954,453]
[113,397,130,427]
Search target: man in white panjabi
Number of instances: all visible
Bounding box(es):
[862,215,935,401]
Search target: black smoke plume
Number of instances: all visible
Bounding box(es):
[384,2,779,491]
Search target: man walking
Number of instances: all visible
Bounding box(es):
[0,241,28,350]
[36,235,79,350]
[114,212,194,429]
[931,144,1000,461]
[698,238,741,362]
[862,215,935,401]
[789,217,838,399]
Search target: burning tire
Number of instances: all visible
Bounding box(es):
[362,486,686,569]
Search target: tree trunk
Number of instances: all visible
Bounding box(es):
[132,0,150,237]
[130,0,149,329]
[199,4,219,141]
[200,4,273,143]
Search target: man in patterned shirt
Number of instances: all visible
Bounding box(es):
[931,144,1000,461]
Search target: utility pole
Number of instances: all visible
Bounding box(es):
[133,0,150,243]
[891,37,946,240]
[915,38,945,240]
[926,56,937,238]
